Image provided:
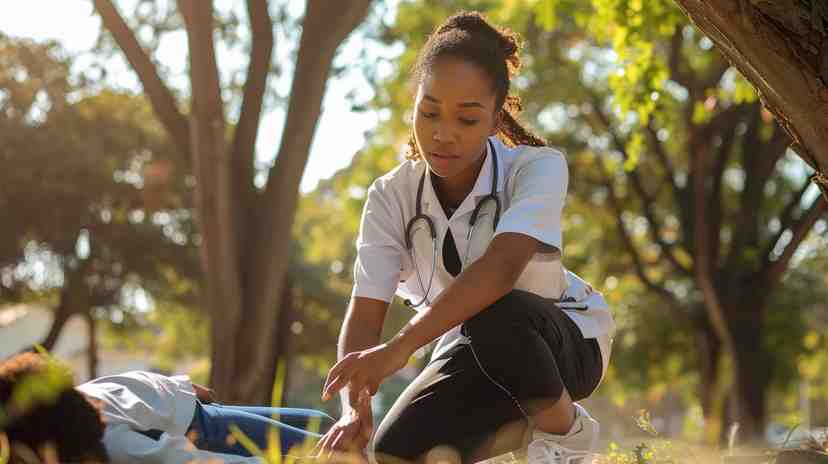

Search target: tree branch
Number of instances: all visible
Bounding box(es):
[697,55,731,93]
[233,0,274,282]
[179,0,242,396]
[669,27,692,89]
[595,156,682,307]
[233,0,273,202]
[93,0,190,155]
[762,179,817,268]
[645,123,681,205]
[690,130,734,350]
[709,116,736,269]
[590,95,692,276]
[757,124,792,183]
[764,197,828,288]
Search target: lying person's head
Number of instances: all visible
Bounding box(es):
[0,352,108,463]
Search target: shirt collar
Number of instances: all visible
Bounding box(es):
[420,136,505,218]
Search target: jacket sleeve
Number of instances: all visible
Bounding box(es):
[102,424,265,464]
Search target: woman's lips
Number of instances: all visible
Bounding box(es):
[429,152,458,159]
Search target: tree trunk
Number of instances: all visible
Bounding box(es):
[40,295,76,351]
[259,275,296,406]
[727,297,771,445]
[695,310,721,420]
[672,0,828,198]
[86,312,99,379]
[179,0,243,400]
[96,0,373,404]
[219,0,373,404]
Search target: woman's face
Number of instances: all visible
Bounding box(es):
[413,57,500,181]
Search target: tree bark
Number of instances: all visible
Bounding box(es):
[265,275,295,406]
[695,309,721,419]
[672,0,828,199]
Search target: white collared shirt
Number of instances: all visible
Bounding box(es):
[351,137,615,368]
[76,371,263,463]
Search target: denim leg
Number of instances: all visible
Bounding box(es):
[217,406,335,434]
[190,402,327,456]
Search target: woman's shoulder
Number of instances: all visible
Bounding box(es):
[511,143,566,161]
[369,158,422,193]
[502,142,567,176]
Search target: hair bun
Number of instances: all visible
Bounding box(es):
[438,11,522,77]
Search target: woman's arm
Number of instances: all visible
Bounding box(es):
[337,296,389,412]
[322,232,539,400]
[388,232,538,358]
[316,297,389,456]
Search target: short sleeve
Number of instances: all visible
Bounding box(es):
[494,148,568,254]
[351,180,408,303]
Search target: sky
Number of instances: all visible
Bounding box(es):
[0,0,395,193]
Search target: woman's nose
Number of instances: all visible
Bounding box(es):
[432,123,451,143]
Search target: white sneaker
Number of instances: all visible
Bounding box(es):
[526,403,600,464]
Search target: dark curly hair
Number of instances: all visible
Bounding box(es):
[0,353,108,463]
[406,10,546,160]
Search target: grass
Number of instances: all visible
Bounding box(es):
[2,355,826,464]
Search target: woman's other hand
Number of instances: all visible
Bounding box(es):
[314,389,373,458]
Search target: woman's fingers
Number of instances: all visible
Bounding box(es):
[323,354,357,400]
[323,429,343,461]
[330,423,356,453]
[314,429,335,457]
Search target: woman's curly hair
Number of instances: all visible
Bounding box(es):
[406,10,546,160]
[0,353,108,463]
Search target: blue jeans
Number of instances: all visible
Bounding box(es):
[189,402,335,456]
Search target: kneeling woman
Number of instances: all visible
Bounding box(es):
[317,11,615,464]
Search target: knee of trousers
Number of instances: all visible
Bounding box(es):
[462,290,537,340]
[373,428,418,463]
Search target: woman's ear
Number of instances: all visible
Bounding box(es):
[489,109,503,136]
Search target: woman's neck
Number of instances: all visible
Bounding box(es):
[432,151,487,210]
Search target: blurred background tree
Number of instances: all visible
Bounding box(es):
[0,32,199,378]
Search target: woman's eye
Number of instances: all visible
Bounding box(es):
[460,118,479,126]
[420,111,437,118]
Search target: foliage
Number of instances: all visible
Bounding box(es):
[0,33,200,329]
[0,349,74,431]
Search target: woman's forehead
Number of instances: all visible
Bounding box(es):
[417,58,496,107]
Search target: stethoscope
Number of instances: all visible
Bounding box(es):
[403,139,502,308]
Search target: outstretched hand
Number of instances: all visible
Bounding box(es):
[321,342,410,407]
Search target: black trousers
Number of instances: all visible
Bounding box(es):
[373,290,603,463]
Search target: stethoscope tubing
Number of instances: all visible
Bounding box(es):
[404,139,501,308]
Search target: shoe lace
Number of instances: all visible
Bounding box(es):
[529,440,593,464]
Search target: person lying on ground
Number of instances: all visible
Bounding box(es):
[0,352,334,463]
